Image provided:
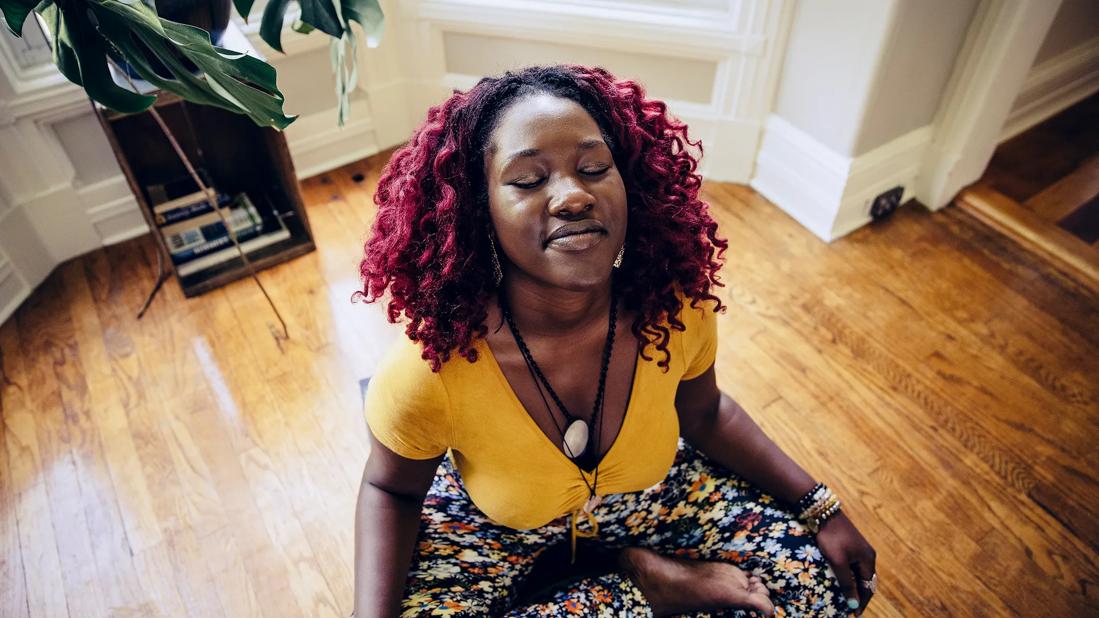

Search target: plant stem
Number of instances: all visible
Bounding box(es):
[109,59,290,343]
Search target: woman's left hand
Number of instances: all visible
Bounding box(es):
[814,512,877,615]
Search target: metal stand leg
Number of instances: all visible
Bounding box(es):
[137,240,170,319]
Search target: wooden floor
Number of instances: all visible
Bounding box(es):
[1,149,1097,617]
[958,93,1099,288]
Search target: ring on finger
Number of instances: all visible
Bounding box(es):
[860,573,878,594]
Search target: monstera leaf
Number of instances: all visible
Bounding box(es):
[0,0,385,128]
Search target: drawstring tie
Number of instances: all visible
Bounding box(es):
[570,494,603,564]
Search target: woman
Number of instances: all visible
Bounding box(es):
[353,64,876,617]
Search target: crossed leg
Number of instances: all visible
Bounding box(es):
[505,439,851,617]
[402,440,849,617]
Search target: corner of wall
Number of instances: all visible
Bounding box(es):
[751,114,931,243]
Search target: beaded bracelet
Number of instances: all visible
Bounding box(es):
[796,483,842,533]
[797,482,826,512]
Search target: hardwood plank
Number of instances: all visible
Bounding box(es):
[983,91,1099,203]
[714,184,1097,466]
[723,184,1099,558]
[0,315,69,617]
[89,240,235,615]
[957,185,1099,292]
[15,278,110,617]
[0,322,29,618]
[1025,154,1099,222]
[923,205,1099,349]
[1056,194,1099,244]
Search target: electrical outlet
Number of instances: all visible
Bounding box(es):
[869,186,903,221]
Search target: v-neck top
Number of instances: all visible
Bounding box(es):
[364,291,719,530]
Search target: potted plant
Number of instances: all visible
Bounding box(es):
[0,0,384,128]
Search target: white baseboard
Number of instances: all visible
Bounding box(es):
[285,99,381,179]
[833,125,930,238]
[0,256,29,329]
[87,195,147,246]
[1001,38,1099,143]
[750,114,931,242]
[751,115,846,241]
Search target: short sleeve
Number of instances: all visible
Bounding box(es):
[681,295,719,380]
[363,339,451,460]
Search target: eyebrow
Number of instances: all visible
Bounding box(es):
[501,138,608,168]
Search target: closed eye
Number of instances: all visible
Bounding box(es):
[582,166,611,177]
[507,164,611,189]
[510,178,543,190]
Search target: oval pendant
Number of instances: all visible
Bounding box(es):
[562,419,589,459]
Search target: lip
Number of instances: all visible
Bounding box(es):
[544,220,607,247]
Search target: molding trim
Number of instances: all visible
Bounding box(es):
[835,124,931,239]
[0,253,30,329]
[284,100,379,179]
[915,0,1061,211]
[86,195,146,246]
[1000,37,1099,143]
[751,114,930,242]
[412,0,757,59]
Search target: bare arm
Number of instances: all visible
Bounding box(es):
[674,363,815,505]
[354,430,443,617]
[676,363,878,613]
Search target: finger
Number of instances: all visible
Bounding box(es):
[853,558,877,614]
[832,561,860,614]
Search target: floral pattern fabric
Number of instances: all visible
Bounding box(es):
[401,438,851,617]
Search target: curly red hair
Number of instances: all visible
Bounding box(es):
[354,64,726,371]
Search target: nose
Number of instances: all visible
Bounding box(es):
[547,175,595,217]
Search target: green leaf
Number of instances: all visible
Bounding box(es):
[89,0,295,128]
[259,0,291,53]
[232,0,254,22]
[64,6,157,112]
[342,0,383,47]
[290,19,313,35]
[41,3,81,84]
[0,0,38,35]
[298,0,341,39]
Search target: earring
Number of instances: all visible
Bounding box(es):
[612,245,624,269]
[488,235,504,286]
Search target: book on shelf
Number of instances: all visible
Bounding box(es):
[167,191,292,277]
[164,194,263,260]
[176,227,291,277]
[154,190,234,226]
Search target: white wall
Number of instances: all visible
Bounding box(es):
[1001,0,1099,142]
[753,0,979,242]
[772,0,895,157]
[855,0,978,155]
[392,0,795,183]
[1034,0,1099,65]
[772,0,977,158]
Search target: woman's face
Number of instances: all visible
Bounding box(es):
[483,93,628,292]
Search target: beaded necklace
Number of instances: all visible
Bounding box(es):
[497,289,617,563]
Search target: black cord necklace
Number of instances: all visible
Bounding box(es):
[498,289,618,475]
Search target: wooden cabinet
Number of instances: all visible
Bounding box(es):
[94,92,315,297]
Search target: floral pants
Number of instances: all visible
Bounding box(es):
[401,438,851,617]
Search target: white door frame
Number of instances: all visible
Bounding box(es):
[917,0,1062,211]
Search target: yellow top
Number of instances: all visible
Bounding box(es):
[364,293,718,530]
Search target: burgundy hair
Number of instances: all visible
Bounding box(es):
[354,64,727,371]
